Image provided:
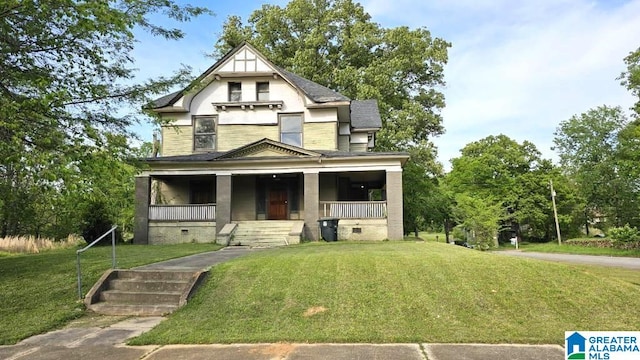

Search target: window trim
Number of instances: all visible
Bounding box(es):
[256,81,269,101]
[193,115,217,152]
[228,82,242,102]
[279,113,303,147]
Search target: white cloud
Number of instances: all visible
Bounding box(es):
[129,0,640,171]
[365,0,640,169]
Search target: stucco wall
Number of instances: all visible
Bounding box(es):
[148,221,216,244]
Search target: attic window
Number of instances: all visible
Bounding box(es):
[256,82,269,101]
[228,82,241,102]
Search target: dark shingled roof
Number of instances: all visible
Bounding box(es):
[147,90,182,109]
[275,66,350,103]
[350,99,382,130]
[145,149,408,163]
[145,151,225,162]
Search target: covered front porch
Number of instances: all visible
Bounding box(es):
[135,169,402,244]
[133,138,407,244]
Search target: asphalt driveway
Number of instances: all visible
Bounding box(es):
[497,250,640,270]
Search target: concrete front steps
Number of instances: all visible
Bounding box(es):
[84,269,207,316]
[228,220,303,247]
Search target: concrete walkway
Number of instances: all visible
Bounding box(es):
[497,250,640,269]
[0,247,567,360]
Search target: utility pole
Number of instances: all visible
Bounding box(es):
[550,179,562,245]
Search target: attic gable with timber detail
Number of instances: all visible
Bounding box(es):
[216,138,321,160]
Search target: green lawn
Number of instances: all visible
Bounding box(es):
[417,232,447,242]
[0,243,220,345]
[130,242,640,345]
[518,242,640,257]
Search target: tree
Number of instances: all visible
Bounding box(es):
[553,106,639,229]
[620,46,640,116]
[214,0,450,231]
[447,135,574,244]
[452,194,503,250]
[0,1,210,238]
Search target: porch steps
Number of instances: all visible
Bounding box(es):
[230,220,303,247]
[84,269,207,316]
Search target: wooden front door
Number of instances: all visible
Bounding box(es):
[268,189,288,220]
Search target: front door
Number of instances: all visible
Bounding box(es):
[268,189,288,220]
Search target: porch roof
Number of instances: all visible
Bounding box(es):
[145,138,409,165]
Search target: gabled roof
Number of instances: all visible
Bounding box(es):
[147,42,349,110]
[350,100,382,130]
[216,138,321,159]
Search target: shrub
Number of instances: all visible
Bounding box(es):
[608,225,640,243]
[565,238,613,248]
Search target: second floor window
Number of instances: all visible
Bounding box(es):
[228,82,241,102]
[194,116,216,151]
[256,82,269,101]
[280,114,302,147]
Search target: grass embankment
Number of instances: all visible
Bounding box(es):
[0,243,221,345]
[520,241,640,257]
[130,242,640,345]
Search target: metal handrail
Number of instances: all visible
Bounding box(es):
[76,225,117,299]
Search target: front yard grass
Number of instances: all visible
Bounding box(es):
[519,242,640,257]
[0,243,221,345]
[130,242,640,345]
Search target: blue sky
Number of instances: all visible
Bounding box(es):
[131,0,639,170]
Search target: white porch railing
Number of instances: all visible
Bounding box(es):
[149,204,216,221]
[320,201,387,219]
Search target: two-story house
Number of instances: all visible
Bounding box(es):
[133,43,408,246]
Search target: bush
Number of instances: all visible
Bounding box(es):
[608,225,640,243]
[565,238,613,248]
[79,200,122,245]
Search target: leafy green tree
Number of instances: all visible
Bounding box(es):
[553,105,639,229]
[452,194,503,250]
[214,0,450,231]
[448,135,575,243]
[0,0,209,238]
[620,46,640,115]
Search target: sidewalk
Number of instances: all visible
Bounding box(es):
[0,248,566,359]
[0,316,565,360]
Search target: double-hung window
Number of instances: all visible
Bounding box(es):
[280,114,302,147]
[256,82,269,101]
[194,116,216,151]
[228,82,242,102]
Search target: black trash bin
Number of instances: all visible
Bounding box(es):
[318,218,339,242]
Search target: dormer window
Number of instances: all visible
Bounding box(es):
[228,82,242,102]
[256,82,269,101]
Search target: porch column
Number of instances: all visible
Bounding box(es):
[386,170,404,240]
[133,176,150,245]
[216,174,232,235]
[304,171,320,241]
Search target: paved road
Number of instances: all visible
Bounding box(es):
[497,250,640,269]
